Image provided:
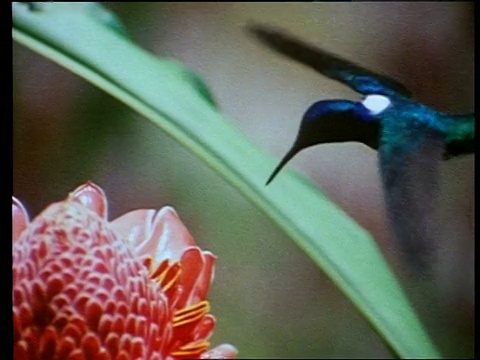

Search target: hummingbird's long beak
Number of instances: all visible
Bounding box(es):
[266,145,301,185]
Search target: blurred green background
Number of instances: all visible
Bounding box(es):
[13,3,474,358]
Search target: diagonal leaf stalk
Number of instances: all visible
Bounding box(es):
[12,3,440,358]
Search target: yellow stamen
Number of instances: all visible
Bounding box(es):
[149,259,169,280]
[171,341,210,357]
[148,260,182,293]
[173,300,210,327]
[160,263,181,293]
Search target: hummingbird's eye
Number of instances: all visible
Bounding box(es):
[361,94,392,115]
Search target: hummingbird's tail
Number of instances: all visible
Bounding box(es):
[443,113,475,158]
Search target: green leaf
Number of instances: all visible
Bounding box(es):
[12,3,440,358]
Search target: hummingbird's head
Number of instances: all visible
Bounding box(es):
[266,95,392,185]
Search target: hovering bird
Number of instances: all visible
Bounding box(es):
[248,25,474,272]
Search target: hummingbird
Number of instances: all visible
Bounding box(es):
[248,25,474,272]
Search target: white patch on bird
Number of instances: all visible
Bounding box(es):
[361,94,392,115]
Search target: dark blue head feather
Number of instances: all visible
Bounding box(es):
[266,100,380,185]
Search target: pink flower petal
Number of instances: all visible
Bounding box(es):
[193,314,216,341]
[176,248,208,309]
[111,209,157,247]
[201,344,238,359]
[191,252,216,304]
[176,249,216,309]
[149,206,197,262]
[68,181,108,219]
[12,197,29,243]
[112,206,197,266]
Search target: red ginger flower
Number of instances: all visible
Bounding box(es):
[13,182,237,360]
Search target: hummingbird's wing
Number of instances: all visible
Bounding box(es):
[379,118,445,272]
[248,24,412,98]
